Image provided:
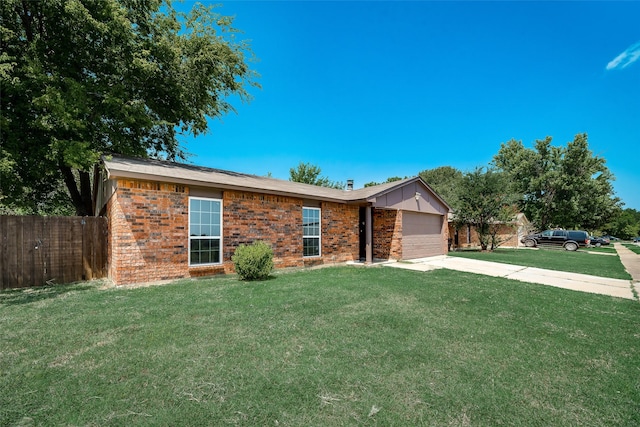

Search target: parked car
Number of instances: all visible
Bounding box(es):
[589,236,610,247]
[633,237,640,243]
[521,229,590,251]
[601,235,619,241]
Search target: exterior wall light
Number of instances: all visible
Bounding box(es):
[415,192,421,201]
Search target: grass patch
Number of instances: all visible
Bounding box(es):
[623,243,640,255]
[585,245,617,254]
[450,248,631,279]
[1,267,639,426]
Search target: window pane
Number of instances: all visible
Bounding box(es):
[211,239,220,263]
[303,208,320,257]
[303,237,320,257]
[189,198,222,265]
[191,252,200,264]
[202,249,211,264]
[211,201,220,215]
[201,212,210,226]
[190,239,200,264]
[190,238,220,265]
[303,208,320,237]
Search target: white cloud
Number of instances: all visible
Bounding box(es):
[606,41,640,70]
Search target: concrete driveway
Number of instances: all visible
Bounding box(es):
[385,255,637,300]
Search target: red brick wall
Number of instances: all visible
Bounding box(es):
[107,180,190,285]
[223,190,304,269]
[107,179,360,285]
[373,209,403,260]
[223,193,359,269]
[318,202,360,265]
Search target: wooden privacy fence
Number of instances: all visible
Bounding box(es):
[0,216,108,290]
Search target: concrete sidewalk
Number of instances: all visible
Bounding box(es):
[385,255,637,300]
[614,242,640,282]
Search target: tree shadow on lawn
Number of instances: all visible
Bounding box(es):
[0,282,99,307]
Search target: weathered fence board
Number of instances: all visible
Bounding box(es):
[0,216,108,289]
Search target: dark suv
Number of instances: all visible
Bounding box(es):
[521,229,590,251]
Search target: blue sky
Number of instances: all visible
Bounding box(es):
[178,1,640,210]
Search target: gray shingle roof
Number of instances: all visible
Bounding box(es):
[103,155,448,207]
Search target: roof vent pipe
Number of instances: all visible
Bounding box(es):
[346,179,354,191]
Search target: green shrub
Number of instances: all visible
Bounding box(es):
[232,241,274,281]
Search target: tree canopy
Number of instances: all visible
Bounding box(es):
[289,162,345,189]
[363,177,404,188]
[418,166,464,210]
[455,168,518,251]
[0,0,258,215]
[492,134,620,231]
[604,208,640,240]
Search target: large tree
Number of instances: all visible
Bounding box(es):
[1,0,258,215]
[604,208,640,240]
[289,162,345,189]
[418,166,464,210]
[363,176,404,188]
[455,168,517,251]
[493,134,620,231]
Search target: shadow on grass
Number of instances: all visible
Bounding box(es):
[0,282,98,307]
[450,248,483,252]
[237,274,278,283]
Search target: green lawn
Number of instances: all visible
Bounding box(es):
[2,267,639,426]
[450,248,631,279]
[623,243,640,255]
[585,245,617,254]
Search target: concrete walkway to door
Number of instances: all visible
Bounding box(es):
[385,253,637,300]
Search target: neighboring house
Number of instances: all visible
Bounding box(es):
[98,156,451,285]
[448,212,530,249]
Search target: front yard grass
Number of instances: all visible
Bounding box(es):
[450,247,631,279]
[623,243,640,255]
[2,267,639,426]
[585,245,617,254]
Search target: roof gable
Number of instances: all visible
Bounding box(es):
[347,177,450,210]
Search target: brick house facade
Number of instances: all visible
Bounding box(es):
[100,156,450,285]
[373,209,403,260]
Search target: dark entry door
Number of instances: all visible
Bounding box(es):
[359,207,373,261]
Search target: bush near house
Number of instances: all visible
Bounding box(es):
[232,241,274,280]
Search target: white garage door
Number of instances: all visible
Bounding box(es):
[402,212,443,259]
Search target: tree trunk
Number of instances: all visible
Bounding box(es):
[60,163,94,216]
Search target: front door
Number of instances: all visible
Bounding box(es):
[359,207,373,261]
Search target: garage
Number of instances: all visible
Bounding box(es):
[354,176,451,263]
[402,211,444,259]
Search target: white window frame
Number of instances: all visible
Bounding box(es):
[303,207,321,257]
[188,197,223,266]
